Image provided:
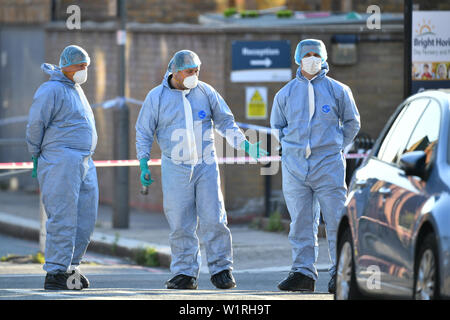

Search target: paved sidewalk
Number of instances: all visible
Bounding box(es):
[0,190,332,274]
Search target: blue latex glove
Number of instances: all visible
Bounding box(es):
[240,140,269,161]
[31,156,38,178]
[139,158,154,187]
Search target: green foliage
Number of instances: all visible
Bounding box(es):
[240,10,259,18]
[0,252,45,264]
[276,10,293,18]
[111,232,120,255]
[0,255,9,262]
[32,252,45,264]
[223,7,237,18]
[134,247,159,267]
[265,211,285,232]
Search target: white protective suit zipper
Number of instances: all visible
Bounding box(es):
[305,78,316,159]
[182,90,198,181]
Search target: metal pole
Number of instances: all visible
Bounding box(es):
[112,0,129,228]
[404,0,413,98]
[264,133,272,218]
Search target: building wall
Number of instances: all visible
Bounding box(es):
[0,0,51,24]
[0,0,413,26]
[350,0,403,13]
[52,0,228,24]
[286,0,404,12]
[43,23,404,221]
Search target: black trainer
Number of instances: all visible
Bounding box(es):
[44,272,83,290]
[328,272,336,294]
[211,269,236,289]
[278,272,315,292]
[165,274,198,289]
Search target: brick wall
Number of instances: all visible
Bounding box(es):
[351,0,403,13]
[52,0,227,24]
[44,23,404,221]
[286,0,404,12]
[53,0,116,22]
[286,0,324,11]
[0,0,51,23]
[0,0,416,26]
[331,41,404,136]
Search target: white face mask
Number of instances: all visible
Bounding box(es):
[183,74,198,89]
[301,56,322,75]
[73,68,88,84]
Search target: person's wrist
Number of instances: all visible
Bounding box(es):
[139,158,149,172]
[240,140,250,153]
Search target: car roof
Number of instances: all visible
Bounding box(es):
[409,90,450,109]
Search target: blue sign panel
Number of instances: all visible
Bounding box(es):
[231,40,292,82]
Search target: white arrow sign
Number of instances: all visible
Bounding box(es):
[249,57,272,68]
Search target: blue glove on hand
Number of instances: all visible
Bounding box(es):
[31,156,38,178]
[240,140,269,161]
[139,158,154,187]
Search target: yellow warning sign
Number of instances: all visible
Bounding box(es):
[246,87,267,119]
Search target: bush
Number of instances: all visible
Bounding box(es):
[265,211,285,232]
[0,252,45,264]
[240,10,259,18]
[134,247,159,267]
[276,10,293,18]
[223,7,237,18]
[32,252,45,264]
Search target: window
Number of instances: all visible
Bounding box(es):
[377,98,430,165]
[403,99,441,166]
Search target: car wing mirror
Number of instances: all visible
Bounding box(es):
[399,151,427,179]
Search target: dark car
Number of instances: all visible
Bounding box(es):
[335,90,450,300]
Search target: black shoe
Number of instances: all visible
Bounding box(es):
[278,272,315,292]
[69,269,90,289]
[328,273,336,294]
[165,274,198,289]
[211,269,236,289]
[44,272,83,290]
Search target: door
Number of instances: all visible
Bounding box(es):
[355,97,430,296]
[378,99,441,292]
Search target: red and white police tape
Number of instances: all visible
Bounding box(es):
[0,153,368,170]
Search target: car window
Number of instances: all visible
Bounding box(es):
[403,99,440,166]
[377,98,430,164]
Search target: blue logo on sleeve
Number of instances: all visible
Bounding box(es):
[322,105,331,113]
[198,110,206,119]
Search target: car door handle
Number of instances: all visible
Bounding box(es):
[378,187,391,196]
